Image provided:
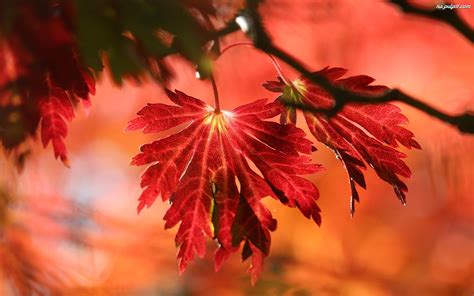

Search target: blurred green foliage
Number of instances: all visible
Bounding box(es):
[74,0,218,83]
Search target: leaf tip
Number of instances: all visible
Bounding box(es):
[62,157,70,168]
[411,140,422,150]
[137,202,145,215]
[178,259,189,275]
[124,121,138,132]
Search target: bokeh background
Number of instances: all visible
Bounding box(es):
[1,0,473,295]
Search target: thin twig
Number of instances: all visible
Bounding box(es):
[218,42,290,84]
[388,0,474,43]
[211,21,240,39]
[210,74,220,112]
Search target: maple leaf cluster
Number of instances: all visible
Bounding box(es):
[128,68,420,283]
[0,0,226,164]
[0,1,94,165]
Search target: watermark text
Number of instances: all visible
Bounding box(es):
[436,4,471,10]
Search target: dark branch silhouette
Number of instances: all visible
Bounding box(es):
[388,0,474,43]
[232,0,474,134]
[267,45,474,134]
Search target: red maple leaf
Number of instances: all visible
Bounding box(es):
[38,84,74,165]
[36,69,94,166]
[127,90,322,283]
[263,67,421,214]
[0,1,95,164]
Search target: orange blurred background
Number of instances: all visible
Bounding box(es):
[1,0,473,295]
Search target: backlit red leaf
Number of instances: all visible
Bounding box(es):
[127,90,323,281]
[38,84,74,166]
[264,67,421,214]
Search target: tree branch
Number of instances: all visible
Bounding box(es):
[211,21,240,39]
[238,0,474,134]
[388,0,474,43]
[281,89,474,134]
[268,44,474,134]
